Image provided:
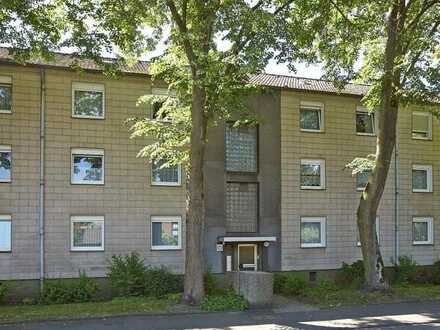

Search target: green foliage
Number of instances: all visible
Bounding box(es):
[108,252,182,298]
[273,273,308,297]
[200,290,248,312]
[39,272,99,305]
[0,282,10,304]
[393,256,418,284]
[431,261,440,285]
[336,261,365,287]
[204,267,224,295]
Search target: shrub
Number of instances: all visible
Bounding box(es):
[336,261,365,287]
[143,266,182,298]
[39,272,99,305]
[201,290,248,311]
[411,268,433,284]
[393,256,418,284]
[204,267,224,295]
[274,273,308,296]
[0,282,10,304]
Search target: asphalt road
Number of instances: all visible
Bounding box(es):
[3,301,440,330]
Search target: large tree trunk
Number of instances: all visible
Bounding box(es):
[183,83,207,305]
[357,0,404,291]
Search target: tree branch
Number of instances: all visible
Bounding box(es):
[328,0,353,26]
[404,0,439,34]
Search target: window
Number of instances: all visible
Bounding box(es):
[151,216,182,250]
[225,124,257,172]
[300,159,325,189]
[301,217,326,248]
[413,217,433,245]
[300,101,324,132]
[0,145,11,183]
[151,87,169,121]
[151,159,181,186]
[225,182,258,233]
[357,217,380,246]
[356,170,371,191]
[356,107,375,135]
[0,76,12,113]
[0,215,11,252]
[412,165,432,193]
[72,82,105,119]
[71,149,104,185]
[412,112,432,140]
[71,216,104,251]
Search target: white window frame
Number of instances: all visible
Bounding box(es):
[357,217,380,246]
[151,216,182,250]
[412,164,433,193]
[300,217,326,248]
[356,106,376,136]
[0,215,11,252]
[70,216,104,251]
[300,159,325,190]
[299,101,324,132]
[72,82,105,119]
[0,145,12,183]
[0,76,12,114]
[151,162,182,186]
[71,148,105,185]
[413,217,433,245]
[412,112,432,140]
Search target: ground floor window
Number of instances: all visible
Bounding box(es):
[300,217,326,248]
[0,215,11,252]
[151,216,182,250]
[71,216,104,251]
[413,217,433,245]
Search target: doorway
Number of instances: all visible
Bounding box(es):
[237,244,257,271]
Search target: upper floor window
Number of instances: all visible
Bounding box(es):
[0,76,12,113]
[412,164,432,193]
[413,217,433,245]
[225,124,257,173]
[151,159,181,186]
[356,107,375,135]
[151,216,182,250]
[0,145,11,183]
[151,87,170,121]
[412,112,432,140]
[72,82,105,119]
[300,217,326,248]
[0,215,11,252]
[71,148,104,185]
[71,216,104,251]
[300,159,325,189]
[356,170,371,191]
[300,101,324,132]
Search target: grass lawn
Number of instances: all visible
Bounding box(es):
[0,294,181,324]
[300,284,440,308]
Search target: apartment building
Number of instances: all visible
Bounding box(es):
[0,50,439,285]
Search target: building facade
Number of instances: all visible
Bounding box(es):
[0,53,439,283]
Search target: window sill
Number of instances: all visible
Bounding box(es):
[413,242,433,246]
[151,182,182,187]
[412,136,432,141]
[412,190,433,193]
[0,180,11,183]
[72,115,105,120]
[300,129,325,133]
[300,244,326,248]
[0,110,12,114]
[0,250,12,253]
[71,181,105,185]
[356,132,376,136]
[70,248,105,252]
[301,186,325,190]
[151,247,182,251]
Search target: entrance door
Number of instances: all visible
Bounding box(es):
[238,244,257,271]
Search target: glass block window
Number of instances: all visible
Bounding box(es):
[413,217,433,245]
[0,215,11,252]
[71,216,104,251]
[412,165,432,193]
[300,101,323,132]
[0,145,11,183]
[225,124,257,173]
[301,217,326,248]
[300,159,325,189]
[0,76,12,113]
[412,112,432,140]
[226,182,258,233]
[356,170,371,191]
[71,149,104,185]
[151,216,182,250]
[151,159,181,186]
[72,82,105,118]
[356,107,375,135]
[356,217,380,246]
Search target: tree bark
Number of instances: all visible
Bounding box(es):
[357,0,404,291]
[183,82,207,305]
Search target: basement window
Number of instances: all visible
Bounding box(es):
[412,164,432,193]
[0,145,11,183]
[300,217,326,248]
[71,216,104,251]
[300,101,324,132]
[225,123,257,173]
[71,149,104,185]
[412,112,432,140]
[356,107,375,135]
[151,216,182,250]
[72,82,105,119]
[151,159,181,186]
[0,76,12,113]
[413,217,433,245]
[300,159,325,189]
[0,215,11,252]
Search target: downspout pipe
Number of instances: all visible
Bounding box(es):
[394,123,399,263]
[39,68,46,292]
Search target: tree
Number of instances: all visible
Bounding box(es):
[60,0,292,304]
[283,0,440,290]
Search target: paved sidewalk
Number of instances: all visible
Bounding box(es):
[2,300,440,330]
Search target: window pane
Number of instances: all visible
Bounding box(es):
[413,222,428,242]
[0,151,11,181]
[356,171,370,189]
[300,108,320,130]
[356,112,374,134]
[73,221,102,248]
[0,84,12,111]
[226,182,258,233]
[413,169,428,190]
[301,164,321,187]
[0,221,11,251]
[301,222,321,244]
[74,90,104,117]
[73,155,103,183]
[152,159,179,184]
[152,222,180,247]
[225,125,257,172]
[412,114,430,138]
